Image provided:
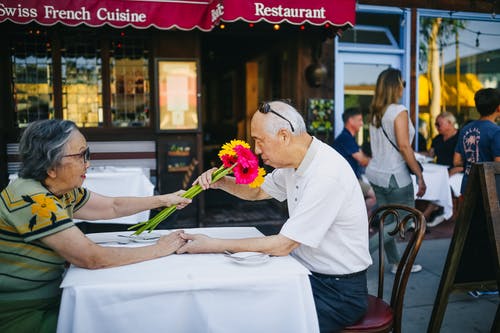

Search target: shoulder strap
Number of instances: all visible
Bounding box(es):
[381,126,400,152]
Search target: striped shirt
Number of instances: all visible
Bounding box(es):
[0,178,89,301]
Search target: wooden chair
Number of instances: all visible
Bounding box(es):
[342,204,427,333]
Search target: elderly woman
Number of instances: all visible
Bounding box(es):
[0,119,191,333]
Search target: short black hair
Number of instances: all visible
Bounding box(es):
[342,107,362,123]
[474,88,500,117]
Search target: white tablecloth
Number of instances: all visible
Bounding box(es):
[77,167,154,224]
[412,163,454,219]
[57,227,319,333]
[449,172,464,197]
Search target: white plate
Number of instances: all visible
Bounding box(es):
[128,232,161,243]
[226,252,270,265]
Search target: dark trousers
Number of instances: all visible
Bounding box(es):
[309,270,368,333]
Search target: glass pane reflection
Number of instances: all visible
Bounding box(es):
[110,36,150,127]
[61,34,102,127]
[418,17,500,141]
[11,28,54,127]
[344,63,390,147]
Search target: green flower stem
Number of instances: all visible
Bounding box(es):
[129,164,236,235]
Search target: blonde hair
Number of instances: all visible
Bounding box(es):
[369,68,404,128]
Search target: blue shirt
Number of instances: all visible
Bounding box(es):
[332,128,362,178]
[455,119,500,194]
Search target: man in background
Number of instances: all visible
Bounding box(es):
[454,88,500,195]
[420,112,464,226]
[332,107,376,216]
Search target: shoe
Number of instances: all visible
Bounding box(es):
[391,264,422,274]
[427,214,446,227]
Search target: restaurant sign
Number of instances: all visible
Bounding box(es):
[0,0,218,31]
[221,0,355,27]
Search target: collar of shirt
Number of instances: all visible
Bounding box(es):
[295,137,320,177]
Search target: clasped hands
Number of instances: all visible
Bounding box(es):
[158,230,213,255]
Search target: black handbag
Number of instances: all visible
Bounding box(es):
[380,126,423,175]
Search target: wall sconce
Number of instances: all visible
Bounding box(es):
[305,38,327,87]
[305,63,327,88]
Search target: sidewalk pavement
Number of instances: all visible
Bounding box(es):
[371,237,499,333]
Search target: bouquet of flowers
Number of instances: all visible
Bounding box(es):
[129,140,266,235]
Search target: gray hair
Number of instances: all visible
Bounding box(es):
[18,119,78,182]
[262,100,306,135]
[437,112,457,126]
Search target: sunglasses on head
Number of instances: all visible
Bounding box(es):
[63,147,90,163]
[257,102,295,132]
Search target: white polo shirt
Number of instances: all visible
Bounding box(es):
[262,137,372,275]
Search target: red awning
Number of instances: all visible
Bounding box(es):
[0,0,355,31]
[0,0,218,31]
[218,0,355,27]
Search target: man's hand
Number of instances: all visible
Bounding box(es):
[193,167,220,190]
[176,233,217,254]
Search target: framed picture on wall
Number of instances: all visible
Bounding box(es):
[155,59,200,132]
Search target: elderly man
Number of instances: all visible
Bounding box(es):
[430,112,462,174]
[420,112,464,226]
[178,100,372,333]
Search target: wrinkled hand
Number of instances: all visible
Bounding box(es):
[160,190,192,209]
[192,167,220,190]
[416,178,427,198]
[176,233,216,254]
[157,230,186,255]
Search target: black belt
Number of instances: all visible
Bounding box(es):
[312,269,367,279]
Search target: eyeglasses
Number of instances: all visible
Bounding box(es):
[402,80,407,88]
[258,102,295,132]
[63,147,90,163]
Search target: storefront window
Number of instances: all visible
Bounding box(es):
[8,27,153,130]
[10,28,54,127]
[61,35,102,127]
[110,36,150,127]
[418,14,500,142]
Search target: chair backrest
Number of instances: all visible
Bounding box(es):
[371,204,426,332]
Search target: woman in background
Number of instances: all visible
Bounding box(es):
[365,68,426,274]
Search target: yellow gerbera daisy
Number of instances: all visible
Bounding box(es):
[218,139,250,159]
[31,194,57,219]
[249,167,266,188]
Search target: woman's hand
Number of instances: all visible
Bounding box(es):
[158,190,192,209]
[416,177,427,198]
[192,167,220,190]
[157,230,187,256]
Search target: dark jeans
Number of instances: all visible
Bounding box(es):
[309,270,368,333]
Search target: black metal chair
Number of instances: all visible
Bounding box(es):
[342,204,426,333]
